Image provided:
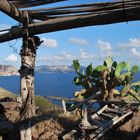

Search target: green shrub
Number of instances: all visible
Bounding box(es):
[35,96,55,113]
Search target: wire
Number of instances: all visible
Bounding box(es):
[8,39,19,55]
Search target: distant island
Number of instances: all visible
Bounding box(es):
[0,65,85,76]
[35,65,75,73]
[0,65,19,76]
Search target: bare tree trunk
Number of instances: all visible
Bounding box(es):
[19,11,42,140]
[19,36,39,140]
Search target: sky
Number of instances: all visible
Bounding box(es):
[0,0,140,68]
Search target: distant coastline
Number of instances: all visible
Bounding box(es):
[0,65,19,76]
[0,65,85,76]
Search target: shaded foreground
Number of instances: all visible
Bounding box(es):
[0,88,140,140]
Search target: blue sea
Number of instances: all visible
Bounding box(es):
[0,72,139,98]
[0,73,81,98]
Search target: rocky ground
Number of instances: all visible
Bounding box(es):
[0,88,140,140]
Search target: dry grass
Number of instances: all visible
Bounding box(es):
[0,87,17,99]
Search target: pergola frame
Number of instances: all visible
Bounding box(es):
[0,0,140,140]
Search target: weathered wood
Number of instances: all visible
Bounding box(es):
[89,116,119,139]
[1,5,140,43]
[61,100,67,114]
[106,107,124,115]
[67,92,101,111]
[28,1,140,20]
[79,107,91,129]
[91,105,108,119]
[89,111,133,139]
[8,0,67,8]
[100,112,114,119]
[0,1,22,22]
[19,11,42,140]
[62,129,77,140]
[20,11,32,140]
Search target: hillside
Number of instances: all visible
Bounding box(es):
[0,87,17,99]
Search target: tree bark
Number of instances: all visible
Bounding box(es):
[19,11,42,140]
[19,36,41,140]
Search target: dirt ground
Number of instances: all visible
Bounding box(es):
[0,101,140,140]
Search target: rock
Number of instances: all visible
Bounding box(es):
[0,65,18,76]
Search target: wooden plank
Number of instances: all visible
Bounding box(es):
[92,111,133,140]
[90,111,133,139]
[80,125,98,130]
[100,112,114,119]
[91,105,108,119]
[8,0,68,8]
[112,111,133,125]
[89,116,119,139]
[1,5,140,43]
[106,107,124,115]
[62,129,77,140]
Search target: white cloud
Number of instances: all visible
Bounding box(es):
[41,38,58,48]
[37,51,74,62]
[119,38,140,48]
[131,48,140,58]
[97,40,113,56]
[37,50,97,63]
[4,54,18,62]
[79,49,95,59]
[69,37,89,46]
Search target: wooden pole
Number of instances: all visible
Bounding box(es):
[19,11,42,140]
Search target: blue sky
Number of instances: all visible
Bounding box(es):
[0,1,140,68]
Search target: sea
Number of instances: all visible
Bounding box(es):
[0,73,82,98]
[0,72,139,98]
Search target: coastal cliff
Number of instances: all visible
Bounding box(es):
[0,65,18,76]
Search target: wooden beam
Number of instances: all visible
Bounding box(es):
[28,0,140,20]
[1,6,140,43]
[0,0,22,22]
[9,0,68,8]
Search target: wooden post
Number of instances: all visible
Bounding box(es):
[19,11,42,140]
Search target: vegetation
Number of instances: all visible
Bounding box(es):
[73,57,140,102]
[35,95,56,113]
[0,87,17,99]
[0,87,56,114]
